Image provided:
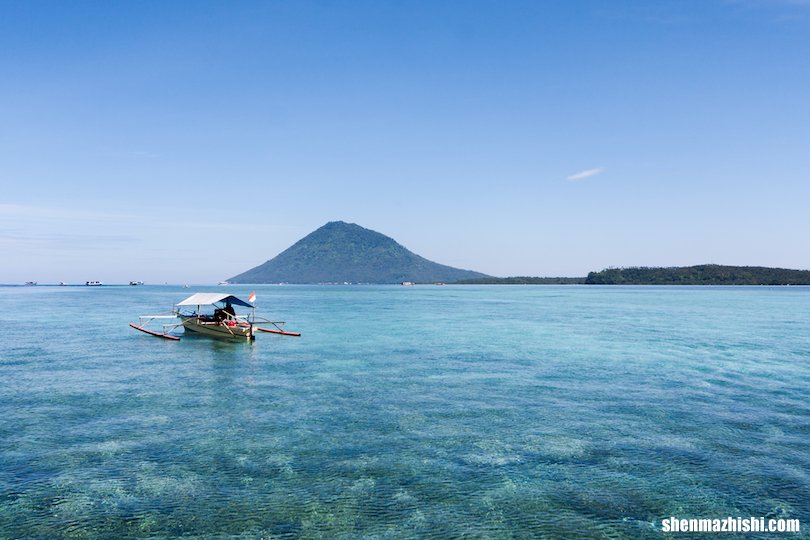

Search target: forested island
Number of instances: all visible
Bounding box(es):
[454,265,810,285]
[583,265,810,285]
[226,224,809,286]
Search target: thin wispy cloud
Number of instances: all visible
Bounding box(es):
[0,203,293,232]
[0,203,138,221]
[567,167,605,182]
[0,203,294,240]
[0,229,138,249]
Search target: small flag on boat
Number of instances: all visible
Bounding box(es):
[248,291,256,304]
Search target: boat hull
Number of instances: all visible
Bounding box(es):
[179,316,254,340]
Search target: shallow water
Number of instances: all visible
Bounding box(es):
[1,285,809,538]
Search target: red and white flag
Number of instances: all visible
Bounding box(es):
[248,291,256,304]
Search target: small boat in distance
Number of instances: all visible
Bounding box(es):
[218,281,229,285]
[129,281,144,286]
[85,281,102,286]
[24,281,37,286]
[130,292,300,341]
[59,281,67,286]
[401,281,414,286]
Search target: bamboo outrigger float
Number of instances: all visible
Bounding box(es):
[130,292,300,341]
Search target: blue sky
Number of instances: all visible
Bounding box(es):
[2,0,809,283]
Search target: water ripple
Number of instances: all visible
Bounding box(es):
[1,285,809,538]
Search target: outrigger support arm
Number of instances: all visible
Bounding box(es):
[129,323,181,340]
[256,320,301,337]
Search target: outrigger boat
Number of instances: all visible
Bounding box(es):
[129,292,300,341]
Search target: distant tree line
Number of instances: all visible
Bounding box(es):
[454,276,586,285]
[454,265,810,285]
[584,265,810,285]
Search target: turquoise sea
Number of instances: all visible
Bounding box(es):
[1,285,808,539]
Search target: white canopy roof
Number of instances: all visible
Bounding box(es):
[176,293,254,308]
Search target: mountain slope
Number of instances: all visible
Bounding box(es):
[228,221,490,284]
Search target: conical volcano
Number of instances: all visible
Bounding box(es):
[228,221,490,284]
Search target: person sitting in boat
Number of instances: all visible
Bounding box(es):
[214,301,236,323]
